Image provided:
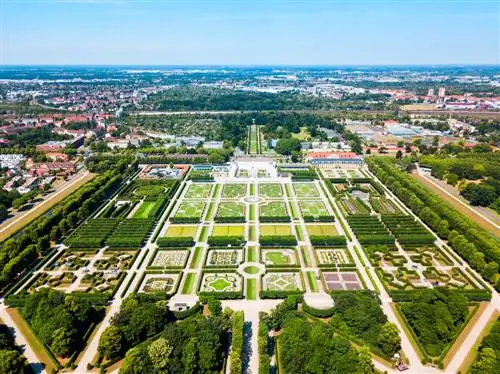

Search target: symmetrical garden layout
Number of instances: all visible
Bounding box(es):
[6,163,495,374]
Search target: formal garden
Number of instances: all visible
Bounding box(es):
[137,273,180,294]
[259,201,289,221]
[261,249,298,266]
[222,183,247,198]
[205,249,243,267]
[259,183,282,198]
[293,183,320,198]
[149,250,189,268]
[262,272,304,292]
[215,202,246,222]
[185,183,213,199]
[200,273,243,294]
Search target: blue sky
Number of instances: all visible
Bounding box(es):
[1,0,499,65]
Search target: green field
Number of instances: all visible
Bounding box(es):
[248,225,256,241]
[182,273,196,294]
[306,224,338,236]
[263,250,295,265]
[134,185,165,197]
[299,201,329,217]
[260,224,293,236]
[260,202,288,217]
[190,248,203,268]
[247,246,258,262]
[259,183,282,198]
[306,271,319,292]
[246,279,257,300]
[133,201,158,219]
[212,225,245,236]
[222,184,247,198]
[185,183,212,199]
[175,201,206,219]
[216,202,245,218]
[165,225,198,238]
[293,183,320,198]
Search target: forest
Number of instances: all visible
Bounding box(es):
[0,323,27,373]
[399,289,468,357]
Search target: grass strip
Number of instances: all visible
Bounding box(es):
[306,271,319,292]
[199,226,209,242]
[247,246,258,262]
[248,225,256,241]
[190,247,203,269]
[247,279,257,300]
[182,273,196,294]
[301,247,312,267]
[249,204,256,221]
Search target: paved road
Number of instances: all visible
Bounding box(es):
[0,170,92,238]
[415,167,499,235]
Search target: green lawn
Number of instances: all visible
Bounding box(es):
[247,246,258,262]
[247,279,257,300]
[260,202,288,217]
[212,225,245,236]
[244,266,260,274]
[264,251,293,265]
[132,201,158,219]
[299,201,329,217]
[222,184,247,198]
[260,224,293,236]
[182,273,196,294]
[204,202,217,220]
[211,278,232,291]
[249,204,257,220]
[190,248,203,268]
[306,224,338,236]
[249,183,256,196]
[295,225,305,241]
[301,247,312,267]
[185,183,212,199]
[175,201,206,219]
[259,183,282,198]
[134,185,165,197]
[293,183,320,198]
[288,201,300,219]
[165,225,198,238]
[306,271,319,292]
[216,202,245,218]
[248,225,256,241]
[199,227,209,242]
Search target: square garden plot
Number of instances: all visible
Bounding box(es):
[293,183,320,198]
[138,273,180,294]
[260,224,293,236]
[316,249,351,265]
[212,225,245,237]
[205,249,243,267]
[263,272,304,292]
[174,202,206,219]
[132,200,159,219]
[299,201,330,217]
[323,271,363,291]
[259,202,288,218]
[306,224,338,237]
[150,250,189,268]
[216,202,246,219]
[165,225,198,238]
[259,183,282,198]
[200,273,242,293]
[185,183,213,199]
[222,184,247,198]
[261,249,297,266]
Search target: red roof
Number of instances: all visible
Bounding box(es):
[307,152,359,159]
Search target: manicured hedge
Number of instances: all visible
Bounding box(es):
[213,217,246,223]
[259,236,298,246]
[303,215,335,222]
[258,316,270,374]
[172,303,202,319]
[309,235,346,246]
[199,291,244,299]
[259,290,304,299]
[170,217,200,224]
[259,216,291,223]
[230,311,244,374]
[389,288,492,302]
[207,236,245,247]
[157,237,194,248]
[302,301,335,318]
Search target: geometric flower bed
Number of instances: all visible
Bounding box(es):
[138,274,180,294]
[293,183,320,198]
[322,271,363,291]
[261,249,297,266]
[299,201,330,217]
[315,249,351,266]
[150,250,189,268]
[259,183,282,198]
[205,249,243,267]
[200,273,243,292]
[185,183,213,199]
[262,272,303,292]
[222,184,247,198]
